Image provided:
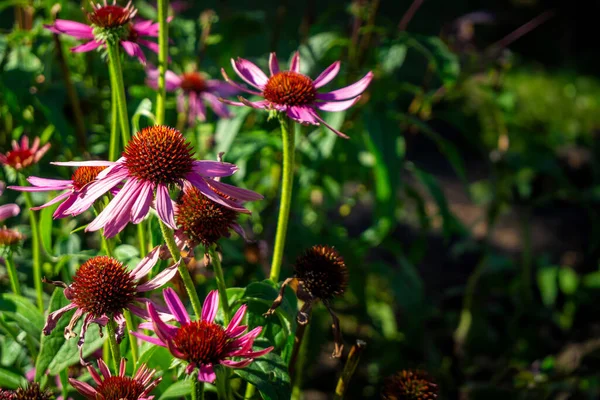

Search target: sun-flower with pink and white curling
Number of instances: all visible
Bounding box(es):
[132,288,273,383]
[220,51,373,138]
[45,1,162,64]
[51,125,262,238]
[42,246,178,364]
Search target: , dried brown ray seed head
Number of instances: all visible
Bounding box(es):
[14,383,54,400]
[381,370,439,400]
[123,125,194,185]
[176,186,239,247]
[294,245,348,301]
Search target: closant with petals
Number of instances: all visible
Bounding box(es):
[146,68,238,124]
[0,136,50,171]
[52,125,262,238]
[42,246,178,363]
[9,166,106,219]
[45,1,161,64]
[69,358,161,400]
[221,51,373,138]
[132,288,273,383]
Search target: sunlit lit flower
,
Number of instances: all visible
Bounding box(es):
[52,125,262,238]
[13,383,53,400]
[132,288,273,383]
[175,183,249,249]
[381,370,439,400]
[265,244,348,357]
[146,69,238,124]
[8,166,105,219]
[45,1,161,64]
[0,136,50,171]
[221,52,373,138]
[0,389,14,400]
[42,247,178,363]
[69,358,160,400]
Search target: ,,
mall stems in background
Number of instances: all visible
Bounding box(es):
[269,116,296,282]
[5,251,21,295]
[52,33,86,151]
[105,320,121,371]
[398,0,424,31]
[243,383,256,399]
[101,234,113,257]
[94,207,113,257]
[102,340,110,369]
[333,340,367,400]
[137,222,147,258]
[123,310,138,367]
[58,369,69,400]
[521,207,533,305]
[158,220,203,317]
[18,175,43,311]
[209,245,230,324]
[155,0,169,125]
[106,41,131,146]
[290,318,311,400]
[192,378,204,400]
[108,81,120,161]
[454,201,500,354]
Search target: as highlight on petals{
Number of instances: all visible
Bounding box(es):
[41,248,177,365]
[45,1,162,64]
[132,288,274,383]
[221,51,373,138]
[62,125,262,238]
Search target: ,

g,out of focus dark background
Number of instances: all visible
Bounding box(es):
[1,0,600,399]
